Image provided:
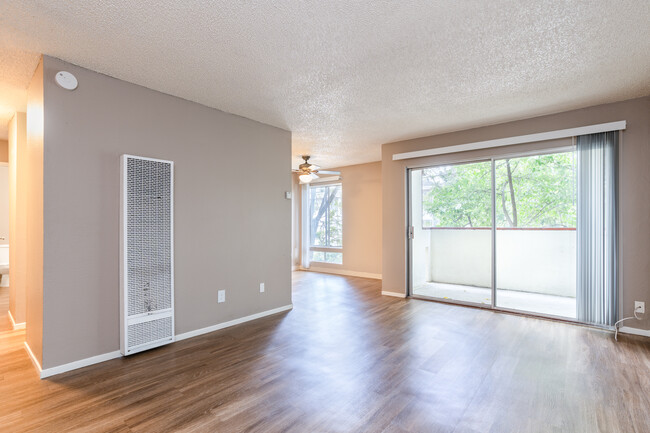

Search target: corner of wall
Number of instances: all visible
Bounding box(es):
[7,112,28,325]
[25,57,45,367]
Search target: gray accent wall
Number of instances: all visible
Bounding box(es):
[40,56,292,368]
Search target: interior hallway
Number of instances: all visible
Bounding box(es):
[0,271,648,432]
[0,285,11,332]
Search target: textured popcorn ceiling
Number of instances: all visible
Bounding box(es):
[0,1,649,166]
[0,47,40,139]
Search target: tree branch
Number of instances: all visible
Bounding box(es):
[506,160,518,227]
[310,187,339,246]
[500,181,513,227]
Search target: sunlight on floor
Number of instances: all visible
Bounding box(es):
[413,282,576,319]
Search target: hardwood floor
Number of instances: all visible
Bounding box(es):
[0,285,12,332]
[1,271,649,432]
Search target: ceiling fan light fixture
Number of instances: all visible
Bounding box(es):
[299,174,313,183]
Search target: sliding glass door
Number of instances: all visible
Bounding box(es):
[494,152,577,318]
[410,161,493,306]
[409,148,578,320]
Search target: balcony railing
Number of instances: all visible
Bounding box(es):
[413,227,576,297]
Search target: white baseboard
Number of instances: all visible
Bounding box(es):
[30,305,292,379]
[8,310,26,330]
[619,326,650,338]
[40,350,122,379]
[24,341,42,376]
[175,304,293,342]
[304,266,382,280]
[381,291,407,298]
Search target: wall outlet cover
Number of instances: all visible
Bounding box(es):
[260,283,265,293]
[635,301,645,314]
[218,290,226,303]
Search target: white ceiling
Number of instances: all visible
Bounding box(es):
[0,1,648,167]
[0,46,40,140]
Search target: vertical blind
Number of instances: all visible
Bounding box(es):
[576,131,618,326]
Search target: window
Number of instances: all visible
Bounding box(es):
[411,149,579,318]
[309,183,342,264]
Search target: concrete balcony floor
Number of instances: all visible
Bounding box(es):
[413,282,576,319]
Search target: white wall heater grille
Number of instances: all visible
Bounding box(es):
[120,155,174,356]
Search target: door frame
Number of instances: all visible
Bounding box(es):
[406,145,579,322]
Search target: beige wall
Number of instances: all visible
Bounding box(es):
[0,140,8,163]
[0,166,8,246]
[26,59,44,364]
[7,114,28,325]
[291,174,301,269]
[382,96,650,331]
[293,161,382,277]
[39,56,292,369]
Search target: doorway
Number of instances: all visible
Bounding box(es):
[0,161,9,331]
[409,148,577,320]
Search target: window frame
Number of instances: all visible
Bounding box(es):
[308,182,343,264]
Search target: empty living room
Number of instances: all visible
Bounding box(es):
[0,1,649,432]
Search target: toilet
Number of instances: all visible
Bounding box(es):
[0,245,8,288]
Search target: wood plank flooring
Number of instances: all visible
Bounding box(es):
[0,286,12,332]
[1,271,649,432]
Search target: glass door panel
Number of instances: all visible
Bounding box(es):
[410,161,493,305]
[494,152,577,318]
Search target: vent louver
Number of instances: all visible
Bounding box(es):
[120,155,174,356]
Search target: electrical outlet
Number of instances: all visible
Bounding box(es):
[635,301,645,314]
[260,283,265,293]
[218,290,226,303]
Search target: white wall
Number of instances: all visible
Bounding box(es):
[428,229,491,289]
[427,229,576,297]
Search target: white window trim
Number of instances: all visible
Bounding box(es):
[305,183,343,266]
[393,121,626,161]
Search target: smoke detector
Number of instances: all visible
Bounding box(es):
[55,71,78,90]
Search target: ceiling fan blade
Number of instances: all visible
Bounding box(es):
[309,164,320,170]
[309,173,319,179]
[316,170,341,175]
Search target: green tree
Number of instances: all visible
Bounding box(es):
[423,152,576,228]
[309,184,342,264]
[310,184,342,246]
[422,162,492,227]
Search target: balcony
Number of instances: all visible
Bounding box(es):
[412,227,576,319]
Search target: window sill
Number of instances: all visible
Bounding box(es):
[309,247,343,252]
[309,261,344,267]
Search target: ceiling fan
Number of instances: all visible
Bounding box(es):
[293,155,341,184]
